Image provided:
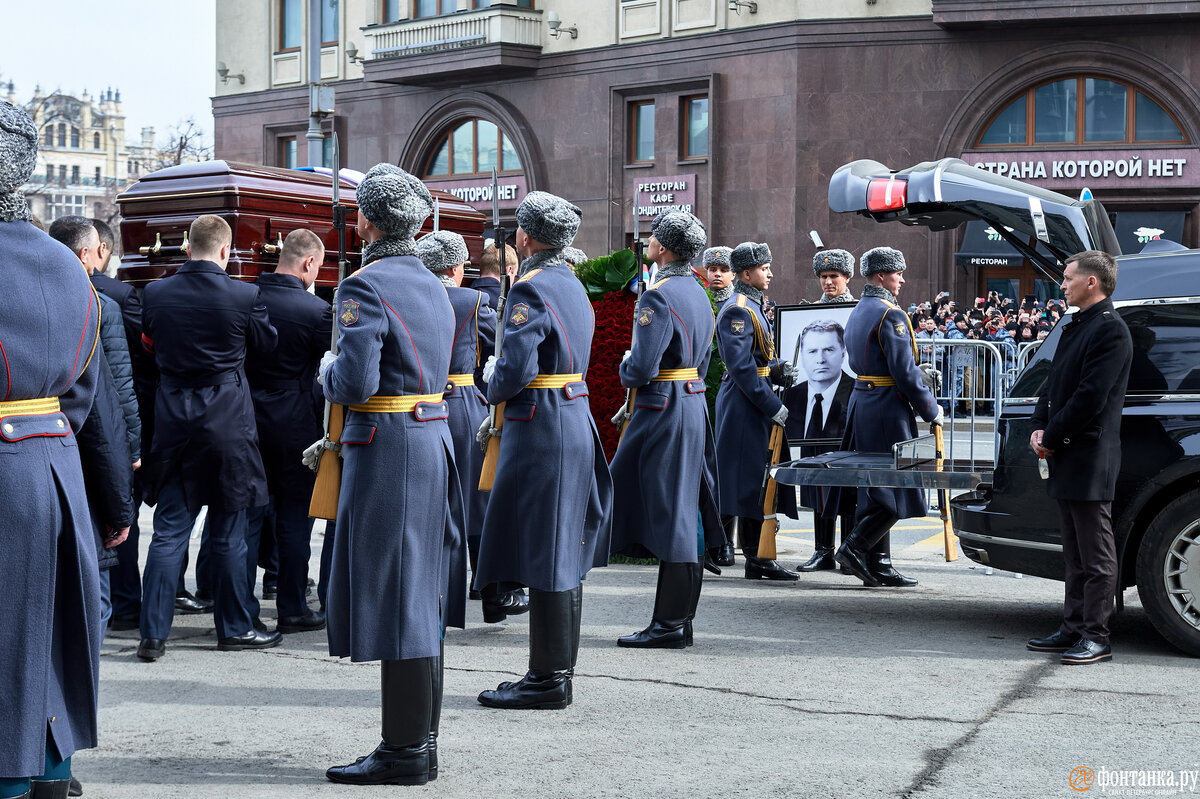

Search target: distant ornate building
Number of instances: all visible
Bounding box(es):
[9,83,156,225]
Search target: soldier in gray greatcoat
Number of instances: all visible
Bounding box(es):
[610,211,722,649]
[475,191,614,710]
[318,164,463,786]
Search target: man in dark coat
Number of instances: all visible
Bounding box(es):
[475,190,614,710]
[610,210,721,649]
[319,164,462,786]
[472,242,516,393]
[138,214,281,660]
[1028,250,1132,665]
[416,230,515,623]
[834,247,942,588]
[0,101,103,799]
[244,229,331,634]
[714,242,798,581]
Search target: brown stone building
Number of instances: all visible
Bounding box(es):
[213,1,1200,304]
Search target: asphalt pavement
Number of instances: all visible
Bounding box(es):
[78,508,1199,798]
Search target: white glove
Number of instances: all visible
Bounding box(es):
[918,362,942,393]
[611,403,631,428]
[476,414,497,452]
[302,437,336,472]
[931,407,945,428]
[483,354,498,384]
[621,349,632,364]
[317,351,337,386]
[770,405,789,427]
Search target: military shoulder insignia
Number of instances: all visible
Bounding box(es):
[510,302,530,326]
[637,307,655,326]
[894,322,907,336]
[340,299,360,326]
[731,318,746,334]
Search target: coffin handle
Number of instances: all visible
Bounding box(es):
[261,232,285,255]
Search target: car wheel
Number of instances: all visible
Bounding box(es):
[1136,490,1200,657]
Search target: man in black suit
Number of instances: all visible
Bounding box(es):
[784,320,855,570]
[1028,250,1132,665]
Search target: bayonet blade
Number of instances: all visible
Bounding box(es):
[491,167,500,228]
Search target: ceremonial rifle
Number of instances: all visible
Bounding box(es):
[616,207,646,442]
[478,168,508,490]
[310,137,348,520]
[934,423,958,561]
[756,386,788,560]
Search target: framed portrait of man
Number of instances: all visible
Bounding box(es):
[774,303,857,447]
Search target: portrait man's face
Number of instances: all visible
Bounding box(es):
[801,329,845,384]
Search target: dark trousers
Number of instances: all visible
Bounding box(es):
[1057,499,1117,645]
[259,495,315,618]
[140,474,254,640]
[318,520,335,610]
[110,474,146,618]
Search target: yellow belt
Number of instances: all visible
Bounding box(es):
[524,373,583,389]
[756,367,771,377]
[0,397,61,415]
[447,373,475,387]
[856,375,896,386]
[651,368,700,382]
[349,393,444,413]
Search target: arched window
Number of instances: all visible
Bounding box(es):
[978,76,1186,147]
[56,123,66,148]
[93,132,101,149]
[423,118,522,178]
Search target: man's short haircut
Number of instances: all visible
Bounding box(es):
[188,214,232,257]
[800,319,846,349]
[280,228,325,267]
[478,242,516,277]
[91,218,116,254]
[1067,249,1118,297]
[47,215,96,256]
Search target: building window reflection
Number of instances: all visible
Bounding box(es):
[424,118,523,177]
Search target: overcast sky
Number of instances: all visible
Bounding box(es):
[1,0,217,146]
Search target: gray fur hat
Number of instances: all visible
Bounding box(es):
[0,103,37,193]
[703,246,732,269]
[651,210,706,262]
[563,247,588,265]
[813,249,854,278]
[860,246,906,277]
[731,241,772,271]
[416,229,469,273]
[515,190,581,249]
[355,163,433,239]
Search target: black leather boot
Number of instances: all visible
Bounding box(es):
[798,514,837,572]
[835,505,899,588]
[712,514,737,566]
[739,517,799,581]
[428,642,443,780]
[481,588,530,623]
[566,584,582,704]
[30,781,69,799]
[869,534,918,587]
[478,588,574,709]
[619,562,695,649]
[326,658,433,785]
[685,559,703,647]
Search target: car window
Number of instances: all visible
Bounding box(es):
[1008,317,1066,398]
[1119,303,1200,392]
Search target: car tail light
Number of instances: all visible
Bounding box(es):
[866,177,907,212]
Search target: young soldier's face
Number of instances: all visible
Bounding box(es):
[876,270,904,298]
[707,264,732,290]
[818,270,847,299]
[742,263,772,291]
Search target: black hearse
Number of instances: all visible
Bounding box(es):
[828,158,1200,657]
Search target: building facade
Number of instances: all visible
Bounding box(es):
[212,0,1200,304]
[12,83,157,226]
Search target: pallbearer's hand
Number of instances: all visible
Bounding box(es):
[918,362,942,393]
[483,355,498,383]
[611,404,631,428]
[476,415,498,452]
[770,405,789,427]
[317,351,337,386]
[302,438,327,472]
[769,362,797,388]
[931,408,945,428]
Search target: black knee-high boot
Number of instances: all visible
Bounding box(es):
[798,514,837,572]
[869,532,918,587]
[713,514,737,566]
[834,504,900,588]
[428,641,443,779]
[618,562,696,649]
[740,517,799,581]
[326,658,434,785]
[685,559,703,646]
[29,782,67,799]
[478,587,574,709]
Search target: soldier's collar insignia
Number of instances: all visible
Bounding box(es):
[731,318,746,334]
[340,298,360,326]
[510,302,530,326]
[637,307,655,326]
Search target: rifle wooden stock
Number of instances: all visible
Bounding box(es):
[309,402,344,520]
[478,402,505,491]
[934,424,958,562]
[617,388,636,443]
[756,422,787,560]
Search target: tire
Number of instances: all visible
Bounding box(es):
[1136,489,1200,657]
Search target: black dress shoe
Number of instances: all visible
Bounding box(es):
[702,554,722,576]
[261,583,277,601]
[29,779,69,798]
[713,544,736,567]
[870,565,918,587]
[797,550,837,572]
[834,546,881,587]
[468,589,481,600]
[478,671,571,709]
[174,590,213,615]
[68,775,82,796]
[278,610,326,634]
[1027,630,1079,652]
[137,638,166,661]
[744,558,799,581]
[1062,638,1112,665]
[108,613,139,631]
[217,629,283,651]
[617,621,688,649]
[251,617,272,634]
[194,588,213,602]
[326,741,431,786]
[482,590,530,623]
